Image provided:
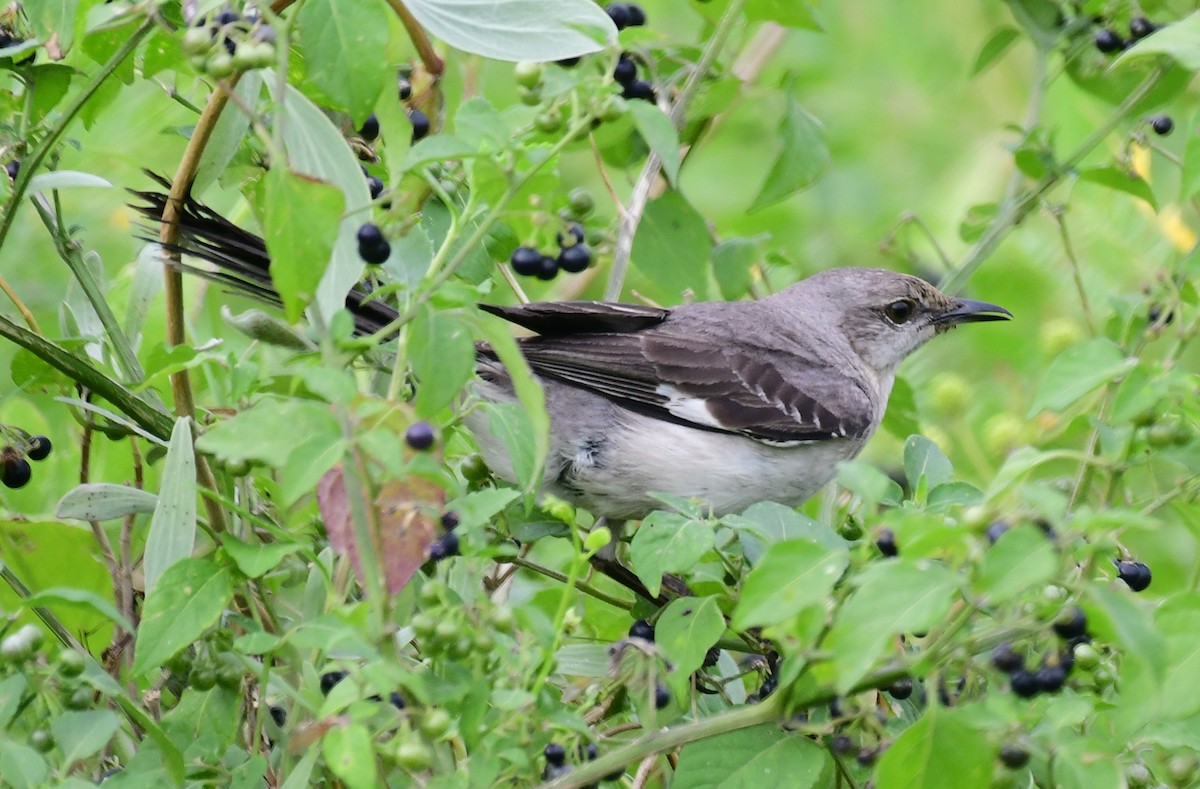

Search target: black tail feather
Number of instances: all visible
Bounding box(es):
[129,172,399,336]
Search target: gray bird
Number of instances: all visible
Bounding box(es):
[470,268,1010,521]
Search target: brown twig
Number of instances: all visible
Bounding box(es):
[385,0,445,76]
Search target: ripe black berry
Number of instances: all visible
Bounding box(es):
[405,421,436,450]
[831,734,854,755]
[1,458,31,489]
[999,743,1030,769]
[544,742,566,767]
[1052,606,1088,640]
[509,246,543,276]
[556,56,581,68]
[557,222,585,247]
[536,255,559,281]
[613,54,637,86]
[654,683,670,709]
[389,691,405,709]
[888,677,913,700]
[1034,663,1066,693]
[1116,560,1152,592]
[429,532,459,562]
[557,244,591,273]
[626,4,646,26]
[1010,669,1039,698]
[856,746,879,767]
[440,511,460,531]
[1151,115,1174,136]
[621,80,656,102]
[702,647,720,668]
[628,619,655,641]
[986,520,1010,544]
[876,528,898,557]
[1148,305,1175,325]
[408,109,430,142]
[356,223,391,265]
[1094,28,1125,53]
[605,3,631,29]
[358,113,380,141]
[1129,17,1157,40]
[5,160,18,181]
[366,176,384,200]
[269,705,287,727]
[26,436,51,461]
[215,10,240,25]
[320,670,348,695]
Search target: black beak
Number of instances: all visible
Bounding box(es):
[934,298,1012,325]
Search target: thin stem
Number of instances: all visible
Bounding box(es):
[1048,206,1096,335]
[385,0,445,76]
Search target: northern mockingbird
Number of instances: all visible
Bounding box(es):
[131,184,1011,522]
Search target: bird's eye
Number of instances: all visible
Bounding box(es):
[884,299,916,325]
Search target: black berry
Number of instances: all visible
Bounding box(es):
[408,109,430,142]
[320,670,348,695]
[356,223,390,265]
[1151,115,1174,136]
[398,76,412,101]
[605,3,631,29]
[5,160,18,181]
[557,222,585,247]
[536,255,559,281]
[654,683,670,708]
[629,619,655,641]
[621,80,656,102]
[702,647,720,668]
[1116,560,1152,592]
[986,520,1010,544]
[215,10,240,25]
[389,691,405,710]
[876,528,898,557]
[1,458,30,489]
[544,743,566,767]
[26,436,51,461]
[556,56,581,68]
[1094,28,1125,54]
[1034,663,1066,693]
[358,114,380,141]
[999,743,1030,769]
[366,176,384,200]
[1148,305,1175,325]
[1129,16,1157,40]
[626,4,646,26]
[856,746,879,767]
[613,54,637,86]
[440,511,460,531]
[888,677,913,700]
[429,533,459,562]
[509,246,543,276]
[1010,669,1039,698]
[1052,606,1088,640]
[269,705,287,727]
[405,421,436,450]
[557,244,591,273]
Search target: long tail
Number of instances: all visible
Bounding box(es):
[127,172,399,335]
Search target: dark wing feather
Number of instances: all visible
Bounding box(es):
[478,301,669,335]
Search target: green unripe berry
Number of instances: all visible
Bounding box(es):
[929,373,972,418]
[206,51,235,78]
[65,687,92,710]
[394,739,433,771]
[518,85,543,106]
[420,707,453,739]
[419,580,446,606]
[57,649,86,678]
[535,108,563,134]
[15,624,43,651]
[490,606,516,633]
[433,620,460,644]
[411,613,437,640]
[182,27,214,56]
[461,454,491,484]
[1072,643,1100,671]
[983,413,1024,457]
[515,61,544,89]
[567,188,595,218]
[1092,666,1115,688]
[247,41,275,69]
[30,729,54,752]
[188,53,210,72]
[190,667,218,691]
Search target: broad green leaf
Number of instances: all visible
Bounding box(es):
[674,724,830,788]
[196,398,340,467]
[24,588,133,632]
[26,0,79,52]
[629,512,714,598]
[55,482,157,521]
[482,403,542,494]
[971,27,1020,76]
[1052,735,1123,789]
[657,596,725,681]
[52,710,120,764]
[725,501,846,563]
[881,376,920,441]
[974,525,1056,602]
[218,536,304,579]
[927,481,983,509]
[1084,586,1166,682]
[749,95,829,212]
[824,560,960,693]
[403,135,483,169]
[279,431,345,508]
[132,558,234,676]
[195,70,262,193]
[401,0,614,62]
[1156,594,1200,719]
[875,706,993,789]
[745,0,822,30]
[904,434,953,491]
[1078,166,1157,211]
[985,446,1055,499]
[1115,12,1200,70]
[629,101,681,186]
[710,236,760,300]
[0,675,27,727]
[144,417,197,593]
[1028,339,1135,416]
[444,488,521,532]
[161,685,242,751]
[411,307,476,417]
[296,0,390,121]
[554,644,610,678]
[734,539,849,629]
[630,190,713,301]
[322,723,378,789]
[263,168,345,323]
[26,170,110,192]
[0,741,48,789]
[836,459,904,507]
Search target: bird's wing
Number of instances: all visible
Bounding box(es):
[478,301,670,335]
[489,303,873,444]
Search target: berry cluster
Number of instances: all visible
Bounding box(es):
[356,222,391,265]
[165,629,245,693]
[1094,15,1157,54]
[395,73,430,143]
[508,222,592,281]
[428,510,459,563]
[541,741,625,783]
[1,434,51,489]
[614,53,655,103]
[605,3,646,30]
[992,606,1088,699]
[182,9,276,77]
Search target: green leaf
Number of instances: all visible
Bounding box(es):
[724,501,847,563]
[881,376,920,441]
[824,560,960,693]
[875,706,993,789]
[411,307,476,417]
[628,101,681,186]
[143,417,197,593]
[132,558,234,676]
[401,0,614,62]
[26,170,110,192]
[218,536,303,579]
[749,95,829,212]
[51,710,120,764]
[1180,118,1200,201]
[710,236,761,300]
[1078,166,1157,211]
[322,723,378,789]
[444,488,521,532]
[0,741,48,789]
[296,0,390,121]
[1084,586,1166,682]
[734,539,849,629]
[263,168,345,323]
[974,525,1057,602]
[745,0,822,30]
[629,512,715,598]
[23,588,133,632]
[904,434,953,491]
[657,596,725,680]
[630,190,713,300]
[197,398,340,467]
[55,483,157,521]
[195,71,262,193]
[1115,12,1200,70]
[1029,339,1135,416]
[403,135,483,169]
[1155,594,1200,719]
[674,724,830,788]
[836,459,904,507]
[971,27,1020,76]
[0,674,27,727]
[481,403,542,495]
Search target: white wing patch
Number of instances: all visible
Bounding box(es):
[655,384,724,429]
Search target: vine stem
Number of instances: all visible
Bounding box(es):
[603,0,748,301]
[385,0,444,76]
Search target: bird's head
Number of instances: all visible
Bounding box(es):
[783,267,1012,373]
